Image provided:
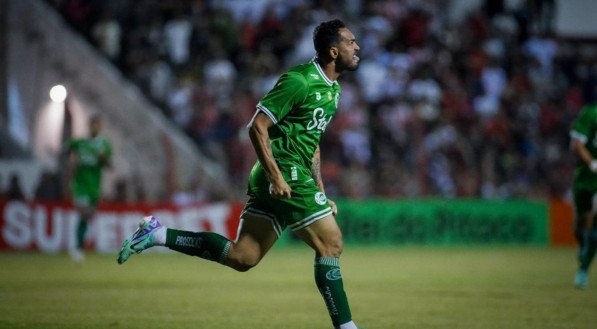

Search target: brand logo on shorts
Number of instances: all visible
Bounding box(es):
[314,192,327,205]
[326,268,342,280]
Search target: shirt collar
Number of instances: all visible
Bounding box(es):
[312,57,334,86]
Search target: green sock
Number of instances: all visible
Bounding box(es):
[575,229,585,264]
[165,229,232,264]
[580,229,597,271]
[76,219,88,249]
[314,256,352,327]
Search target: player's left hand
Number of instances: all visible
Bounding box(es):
[328,199,338,216]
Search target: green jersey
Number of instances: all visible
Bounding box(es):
[249,59,341,192]
[571,104,597,190]
[66,137,112,203]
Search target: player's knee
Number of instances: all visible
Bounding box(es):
[330,237,344,257]
[320,232,344,257]
[227,252,261,272]
[232,257,259,272]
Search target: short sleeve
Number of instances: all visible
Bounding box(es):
[256,72,308,124]
[571,106,596,144]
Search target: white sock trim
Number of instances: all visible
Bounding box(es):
[338,321,358,329]
[153,227,166,246]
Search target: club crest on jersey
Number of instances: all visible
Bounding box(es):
[314,192,327,205]
[306,107,331,132]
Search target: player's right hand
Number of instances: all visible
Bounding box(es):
[269,180,292,199]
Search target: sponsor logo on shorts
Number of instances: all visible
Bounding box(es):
[314,192,327,205]
[325,268,342,280]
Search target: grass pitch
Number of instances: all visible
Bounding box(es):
[0,246,595,329]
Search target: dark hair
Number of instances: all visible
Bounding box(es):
[313,19,346,58]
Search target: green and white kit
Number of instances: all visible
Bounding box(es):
[66,137,112,207]
[244,59,341,235]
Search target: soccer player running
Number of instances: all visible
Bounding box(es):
[118,19,362,328]
[570,101,597,289]
[65,114,112,262]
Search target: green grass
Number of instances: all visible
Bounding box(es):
[0,247,595,329]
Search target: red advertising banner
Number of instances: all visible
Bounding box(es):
[548,197,575,246]
[0,199,243,253]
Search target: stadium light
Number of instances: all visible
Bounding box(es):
[49,84,67,103]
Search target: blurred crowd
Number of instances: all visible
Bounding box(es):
[46,0,597,201]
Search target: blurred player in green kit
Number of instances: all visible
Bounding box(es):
[118,19,363,328]
[570,101,597,289]
[65,114,112,262]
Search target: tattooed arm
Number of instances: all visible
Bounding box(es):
[311,146,324,192]
[248,112,292,199]
[311,146,337,215]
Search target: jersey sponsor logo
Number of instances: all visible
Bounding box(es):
[306,107,332,132]
[315,92,321,101]
[79,152,100,166]
[291,167,298,181]
[310,73,320,80]
[325,268,342,280]
[314,192,327,205]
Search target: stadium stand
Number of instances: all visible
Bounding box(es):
[1,0,235,201]
[3,0,597,202]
